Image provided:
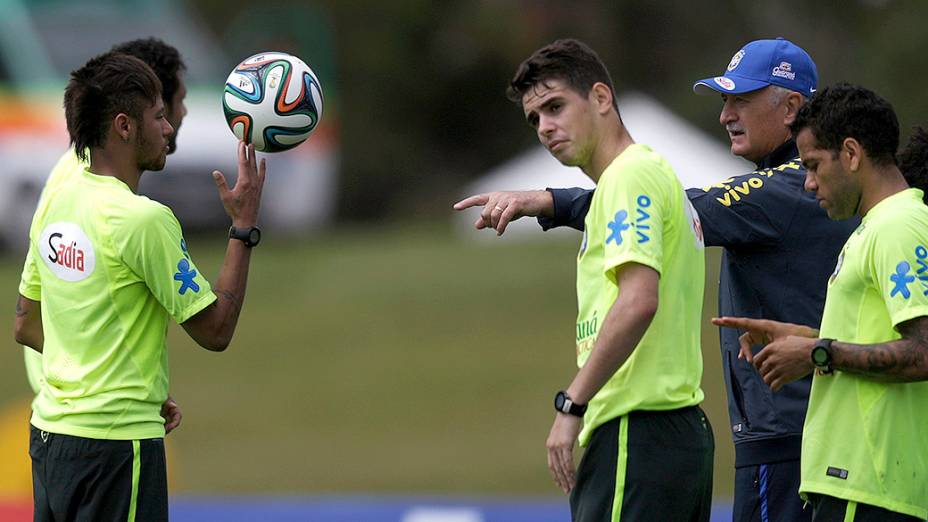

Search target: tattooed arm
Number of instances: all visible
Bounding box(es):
[14,294,43,352]
[831,316,928,382]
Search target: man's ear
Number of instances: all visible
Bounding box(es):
[842,137,863,172]
[783,92,804,126]
[591,82,614,115]
[113,113,132,143]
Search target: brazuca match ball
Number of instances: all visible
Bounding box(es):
[223,52,324,153]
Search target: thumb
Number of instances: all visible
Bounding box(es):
[212,170,229,193]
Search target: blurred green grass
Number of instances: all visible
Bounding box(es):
[0,224,732,497]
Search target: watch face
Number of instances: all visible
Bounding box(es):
[554,392,566,411]
[812,346,828,365]
[248,228,261,244]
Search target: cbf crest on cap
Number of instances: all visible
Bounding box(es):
[693,37,817,96]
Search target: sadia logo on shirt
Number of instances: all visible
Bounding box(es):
[39,222,96,282]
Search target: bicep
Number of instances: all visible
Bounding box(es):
[612,262,659,307]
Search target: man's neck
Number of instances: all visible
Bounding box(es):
[88,146,142,193]
[859,164,909,217]
[585,127,635,182]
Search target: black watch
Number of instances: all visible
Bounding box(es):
[811,338,834,374]
[554,391,587,417]
[229,226,261,248]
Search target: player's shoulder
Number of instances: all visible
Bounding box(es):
[111,193,179,233]
[606,144,678,190]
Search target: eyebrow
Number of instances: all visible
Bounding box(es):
[524,94,564,122]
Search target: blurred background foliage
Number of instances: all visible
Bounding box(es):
[193,0,927,221]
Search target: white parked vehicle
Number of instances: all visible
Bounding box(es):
[0,0,338,250]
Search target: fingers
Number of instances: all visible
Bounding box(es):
[738,332,754,363]
[712,316,762,330]
[453,194,489,211]
[212,170,229,194]
[547,443,573,493]
[258,158,267,185]
[489,204,506,232]
[546,434,576,493]
[248,143,257,172]
[496,205,519,235]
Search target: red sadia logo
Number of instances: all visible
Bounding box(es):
[39,223,96,282]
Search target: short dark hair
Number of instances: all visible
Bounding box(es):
[790,82,899,167]
[64,52,162,161]
[507,38,619,114]
[111,37,185,106]
[898,127,928,203]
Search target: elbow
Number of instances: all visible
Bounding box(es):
[635,295,659,323]
[201,333,231,352]
[202,328,233,352]
[13,328,27,347]
[13,319,29,346]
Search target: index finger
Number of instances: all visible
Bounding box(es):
[453,194,489,210]
[712,316,767,331]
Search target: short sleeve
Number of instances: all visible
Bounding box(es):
[869,223,928,328]
[117,203,216,324]
[593,159,668,281]
[19,246,42,301]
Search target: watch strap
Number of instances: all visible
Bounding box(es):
[229,226,261,248]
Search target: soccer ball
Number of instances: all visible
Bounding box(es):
[222,52,324,153]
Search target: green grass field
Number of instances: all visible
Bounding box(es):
[0,224,733,498]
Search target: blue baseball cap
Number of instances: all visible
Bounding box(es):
[693,37,817,97]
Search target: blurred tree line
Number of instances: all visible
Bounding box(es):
[191,0,928,222]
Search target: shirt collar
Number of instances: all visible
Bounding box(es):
[756,139,800,170]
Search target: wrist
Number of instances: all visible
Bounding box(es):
[811,338,834,374]
[540,189,555,219]
[231,219,257,229]
[554,390,587,417]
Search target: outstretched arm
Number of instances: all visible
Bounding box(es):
[181,141,265,351]
[453,187,593,235]
[453,190,554,235]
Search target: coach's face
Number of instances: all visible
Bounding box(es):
[522,78,598,168]
[719,86,794,164]
[797,127,860,220]
[136,97,174,172]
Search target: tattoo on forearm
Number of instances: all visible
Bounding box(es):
[836,318,928,381]
[15,297,26,317]
[215,289,243,314]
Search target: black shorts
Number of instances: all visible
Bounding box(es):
[570,405,714,522]
[809,494,922,522]
[30,424,168,522]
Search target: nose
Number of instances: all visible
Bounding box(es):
[163,118,174,137]
[804,172,817,193]
[719,98,736,127]
[537,114,555,138]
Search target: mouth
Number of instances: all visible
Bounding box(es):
[547,139,567,152]
[727,129,745,140]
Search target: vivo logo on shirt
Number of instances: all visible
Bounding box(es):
[39,222,96,282]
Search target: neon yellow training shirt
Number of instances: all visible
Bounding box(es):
[20,160,216,440]
[801,188,928,519]
[20,149,84,395]
[575,143,706,446]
